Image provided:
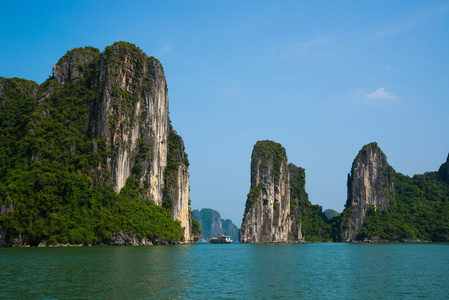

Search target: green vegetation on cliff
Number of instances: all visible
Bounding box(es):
[243,140,449,243]
[337,142,449,242]
[358,164,449,241]
[253,140,286,182]
[162,123,188,211]
[0,44,188,246]
[355,142,379,163]
[244,182,264,216]
[289,164,332,242]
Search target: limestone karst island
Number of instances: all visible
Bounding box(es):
[239,140,449,243]
[1,42,449,247]
[0,42,201,247]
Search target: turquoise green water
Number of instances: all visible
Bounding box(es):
[1,243,448,299]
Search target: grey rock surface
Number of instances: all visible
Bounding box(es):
[239,141,291,243]
[340,142,394,241]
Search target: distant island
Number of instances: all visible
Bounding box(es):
[0,42,200,247]
[192,208,239,242]
[240,141,449,243]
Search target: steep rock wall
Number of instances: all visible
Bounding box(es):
[91,42,191,240]
[163,131,192,241]
[92,43,169,204]
[3,42,193,243]
[340,142,394,241]
[239,141,290,243]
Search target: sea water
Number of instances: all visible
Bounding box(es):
[1,243,448,299]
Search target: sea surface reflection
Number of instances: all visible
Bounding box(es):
[1,243,448,299]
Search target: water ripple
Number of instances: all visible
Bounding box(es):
[1,243,448,299]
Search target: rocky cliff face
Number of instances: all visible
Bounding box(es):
[52,43,192,241]
[239,141,291,243]
[162,130,192,241]
[52,44,175,205]
[90,43,170,203]
[0,42,194,244]
[340,142,394,241]
[239,140,331,243]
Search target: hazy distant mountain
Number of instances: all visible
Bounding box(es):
[192,208,239,242]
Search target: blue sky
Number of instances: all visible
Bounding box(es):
[1,1,448,226]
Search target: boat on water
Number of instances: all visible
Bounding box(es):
[209,235,233,244]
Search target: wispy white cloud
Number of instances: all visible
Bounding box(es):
[366,87,397,100]
[343,87,399,106]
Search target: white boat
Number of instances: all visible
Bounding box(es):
[209,235,233,244]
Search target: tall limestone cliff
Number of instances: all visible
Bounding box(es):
[55,43,192,241]
[239,140,332,243]
[89,43,170,203]
[339,146,449,242]
[163,128,192,241]
[239,141,291,243]
[0,42,196,246]
[339,142,394,241]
